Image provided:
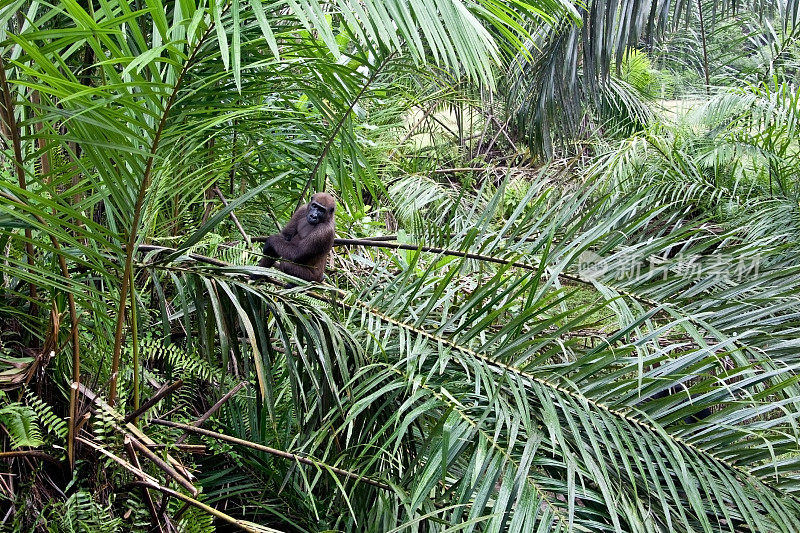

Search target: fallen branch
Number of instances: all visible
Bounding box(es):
[78,384,195,487]
[152,419,391,491]
[0,450,60,465]
[128,437,198,495]
[78,436,159,485]
[146,444,206,454]
[79,437,261,533]
[176,380,247,445]
[124,379,183,423]
[129,481,274,533]
[124,436,165,533]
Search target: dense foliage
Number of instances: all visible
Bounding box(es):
[1,0,799,531]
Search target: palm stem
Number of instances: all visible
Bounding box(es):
[298,51,398,207]
[697,0,711,94]
[0,54,36,303]
[108,16,221,405]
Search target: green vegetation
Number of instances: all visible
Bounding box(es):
[1,0,799,531]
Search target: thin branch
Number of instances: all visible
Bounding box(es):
[0,190,81,469]
[214,187,251,245]
[0,450,60,464]
[426,111,460,139]
[152,419,391,490]
[124,380,184,423]
[29,91,51,179]
[2,81,82,469]
[175,380,247,444]
[145,444,206,454]
[331,238,553,274]
[0,53,36,302]
[697,0,711,95]
[124,437,165,533]
[430,167,494,174]
[344,234,396,241]
[130,265,141,419]
[486,114,517,155]
[388,100,439,159]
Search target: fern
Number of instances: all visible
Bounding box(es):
[177,504,215,533]
[118,492,158,531]
[136,339,243,422]
[0,399,43,449]
[24,390,67,439]
[45,491,122,533]
[90,405,119,445]
[144,340,216,383]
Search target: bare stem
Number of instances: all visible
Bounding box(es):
[214,188,251,245]
[0,55,36,303]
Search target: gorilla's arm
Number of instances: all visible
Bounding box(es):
[265,224,334,263]
[279,205,306,240]
[258,206,308,268]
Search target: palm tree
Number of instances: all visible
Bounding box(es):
[507,0,800,157]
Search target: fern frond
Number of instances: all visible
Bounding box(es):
[24,390,67,440]
[0,402,43,449]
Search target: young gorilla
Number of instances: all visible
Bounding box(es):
[257,193,336,282]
